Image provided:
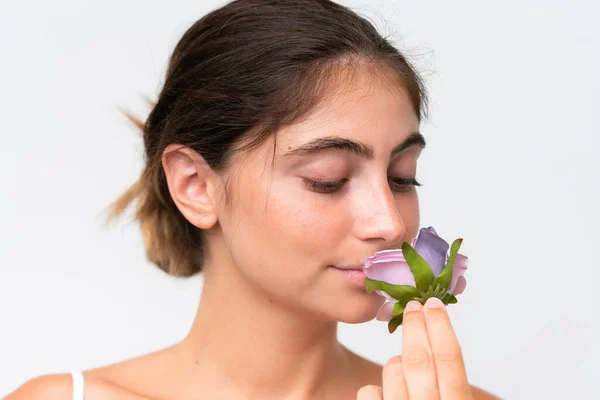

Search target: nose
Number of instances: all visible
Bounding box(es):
[353,182,406,245]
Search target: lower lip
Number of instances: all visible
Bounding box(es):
[329,266,367,286]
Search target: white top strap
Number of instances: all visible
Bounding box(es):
[70,370,84,400]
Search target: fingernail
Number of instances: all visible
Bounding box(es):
[404,300,422,313]
[425,297,445,309]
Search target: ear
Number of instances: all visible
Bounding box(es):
[161,144,221,230]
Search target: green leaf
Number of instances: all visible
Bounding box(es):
[388,313,404,333]
[392,302,405,316]
[401,241,435,292]
[443,293,458,304]
[365,278,420,305]
[434,238,463,292]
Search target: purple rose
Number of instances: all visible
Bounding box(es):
[363,227,468,322]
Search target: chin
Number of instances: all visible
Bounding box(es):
[331,293,385,324]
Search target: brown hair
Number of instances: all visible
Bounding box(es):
[107,0,429,277]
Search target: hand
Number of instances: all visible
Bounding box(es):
[357,297,473,400]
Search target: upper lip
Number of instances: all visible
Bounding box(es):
[331,265,365,271]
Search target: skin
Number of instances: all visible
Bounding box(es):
[6,67,500,400]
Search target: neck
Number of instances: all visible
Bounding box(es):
[178,233,356,400]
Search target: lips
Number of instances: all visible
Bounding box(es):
[330,265,365,271]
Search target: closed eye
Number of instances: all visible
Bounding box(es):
[389,177,422,193]
[302,177,421,194]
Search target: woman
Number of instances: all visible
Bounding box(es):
[7,0,499,398]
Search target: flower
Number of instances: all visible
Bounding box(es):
[363,226,468,333]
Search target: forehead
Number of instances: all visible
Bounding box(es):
[275,68,420,154]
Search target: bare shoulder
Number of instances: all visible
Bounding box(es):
[4,373,155,400]
[81,345,177,399]
[4,374,72,400]
[5,345,177,400]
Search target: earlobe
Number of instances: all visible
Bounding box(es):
[161,144,220,230]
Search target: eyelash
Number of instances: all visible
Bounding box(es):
[303,177,422,194]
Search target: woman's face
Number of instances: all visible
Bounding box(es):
[215,68,424,323]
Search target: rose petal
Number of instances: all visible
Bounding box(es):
[376,301,396,322]
[414,226,449,276]
[451,275,467,295]
[448,253,468,294]
[425,226,439,235]
[365,249,407,266]
[363,252,416,287]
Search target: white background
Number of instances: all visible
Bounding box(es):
[1,0,598,398]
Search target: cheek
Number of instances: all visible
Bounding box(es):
[264,183,349,256]
[398,192,420,240]
[220,177,347,292]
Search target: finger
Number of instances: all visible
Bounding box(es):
[356,385,383,400]
[423,297,472,399]
[382,355,408,400]
[402,300,440,400]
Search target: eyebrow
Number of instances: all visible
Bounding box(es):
[282,132,426,160]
